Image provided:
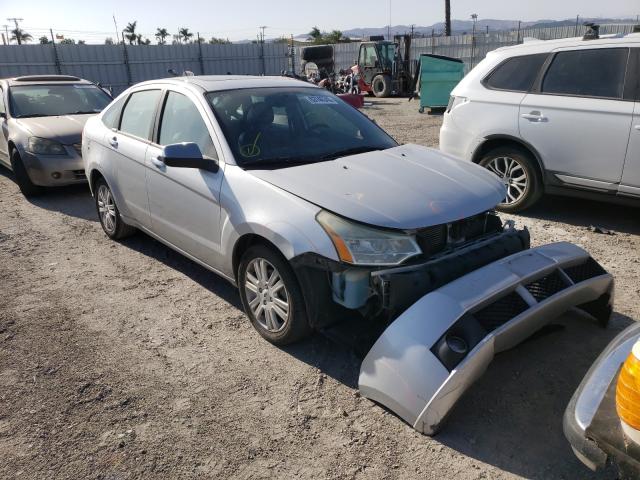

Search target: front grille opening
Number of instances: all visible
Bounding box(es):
[72,169,86,180]
[416,224,447,256]
[563,258,606,284]
[474,291,529,332]
[525,271,567,302]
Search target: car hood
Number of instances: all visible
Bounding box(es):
[14,114,93,145]
[248,144,506,229]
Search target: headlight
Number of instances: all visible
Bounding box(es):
[316,210,421,266]
[27,137,66,155]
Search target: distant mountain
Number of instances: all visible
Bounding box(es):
[291,17,637,41]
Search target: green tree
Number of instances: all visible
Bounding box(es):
[178,27,193,43]
[104,37,114,45]
[123,21,138,45]
[308,26,322,44]
[10,28,32,45]
[209,36,230,44]
[59,38,76,44]
[325,30,348,44]
[39,36,51,44]
[78,39,86,45]
[155,27,169,44]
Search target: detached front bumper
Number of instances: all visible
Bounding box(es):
[359,242,613,435]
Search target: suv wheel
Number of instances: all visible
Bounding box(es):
[10,149,42,197]
[94,177,136,240]
[238,244,312,345]
[479,146,542,213]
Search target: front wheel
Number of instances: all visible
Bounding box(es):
[10,149,42,197]
[372,74,392,98]
[479,146,543,213]
[238,244,312,345]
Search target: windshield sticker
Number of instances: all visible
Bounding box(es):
[304,95,338,105]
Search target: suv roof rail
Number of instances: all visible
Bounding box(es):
[14,75,81,82]
[583,23,600,41]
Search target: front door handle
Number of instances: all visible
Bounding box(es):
[634,125,640,131]
[108,136,118,148]
[151,156,165,169]
[521,111,547,122]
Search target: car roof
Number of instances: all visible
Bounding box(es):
[131,75,318,92]
[3,75,94,87]
[492,31,640,56]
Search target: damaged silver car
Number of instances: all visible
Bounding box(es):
[82,75,614,434]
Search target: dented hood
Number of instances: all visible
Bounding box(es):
[248,144,505,230]
[15,114,92,145]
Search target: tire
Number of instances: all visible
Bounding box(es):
[479,146,543,213]
[238,244,312,346]
[372,74,392,98]
[94,177,136,240]
[10,148,42,197]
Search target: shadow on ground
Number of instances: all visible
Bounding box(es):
[518,194,640,236]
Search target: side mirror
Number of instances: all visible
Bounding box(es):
[160,142,219,172]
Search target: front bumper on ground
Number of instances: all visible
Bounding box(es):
[21,145,86,186]
[359,242,614,435]
[564,322,640,473]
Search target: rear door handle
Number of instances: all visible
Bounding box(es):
[108,136,118,148]
[521,111,547,122]
[151,156,165,169]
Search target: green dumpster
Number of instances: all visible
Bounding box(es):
[417,54,464,113]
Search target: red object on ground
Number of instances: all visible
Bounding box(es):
[337,93,365,109]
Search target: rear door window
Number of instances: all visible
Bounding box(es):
[542,48,629,99]
[119,90,161,140]
[101,95,127,129]
[485,54,548,92]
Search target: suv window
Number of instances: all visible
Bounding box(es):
[485,54,548,92]
[101,95,127,129]
[542,48,629,99]
[120,90,161,140]
[159,91,217,159]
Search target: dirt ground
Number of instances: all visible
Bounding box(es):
[1,97,639,480]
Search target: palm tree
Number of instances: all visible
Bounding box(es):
[39,36,51,44]
[308,26,323,44]
[325,30,346,44]
[155,27,169,45]
[123,21,138,45]
[11,28,32,45]
[178,27,193,44]
[445,0,451,36]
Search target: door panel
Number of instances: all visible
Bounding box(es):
[145,90,224,268]
[620,102,640,194]
[519,95,633,183]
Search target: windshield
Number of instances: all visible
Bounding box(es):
[206,87,397,168]
[9,84,112,118]
[378,43,396,70]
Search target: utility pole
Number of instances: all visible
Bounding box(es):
[470,14,478,70]
[444,0,451,36]
[574,15,580,37]
[388,0,392,40]
[2,25,9,45]
[7,17,24,44]
[410,24,415,39]
[258,26,267,75]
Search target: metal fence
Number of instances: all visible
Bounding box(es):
[308,23,637,73]
[0,24,635,93]
[0,42,289,94]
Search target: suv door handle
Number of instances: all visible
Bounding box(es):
[108,136,118,148]
[521,111,547,122]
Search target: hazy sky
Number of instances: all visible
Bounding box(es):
[2,0,638,43]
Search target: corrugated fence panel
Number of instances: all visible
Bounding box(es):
[0,24,634,91]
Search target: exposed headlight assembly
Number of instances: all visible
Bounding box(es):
[27,137,66,155]
[316,210,421,266]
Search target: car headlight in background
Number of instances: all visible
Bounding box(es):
[27,137,66,155]
[616,340,640,444]
[316,210,421,266]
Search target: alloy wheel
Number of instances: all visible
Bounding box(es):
[485,156,528,205]
[244,258,290,333]
[97,184,117,234]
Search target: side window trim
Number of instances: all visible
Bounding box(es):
[117,88,163,143]
[110,94,129,131]
[152,89,169,145]
[536,47,631,101]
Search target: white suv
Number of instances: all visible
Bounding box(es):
[440,30,640,212]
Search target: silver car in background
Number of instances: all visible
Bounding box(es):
[82,75,614,435]
[0,75,112,196]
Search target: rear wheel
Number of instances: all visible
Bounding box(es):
[372,74,392,98]
[238,244,312,345]
[479,146,543,213]
[10,148,42,197]
[94,177,136,240]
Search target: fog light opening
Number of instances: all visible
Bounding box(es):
[446,335,468,355]
[51,172,61,179]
